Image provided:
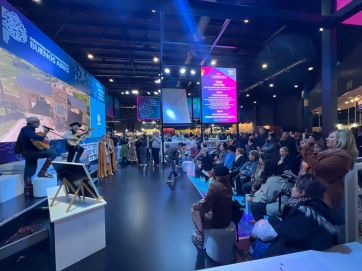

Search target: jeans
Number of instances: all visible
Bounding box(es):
[140,146,147,164]
[152,148,160,165]
[23,149,57,178]
[66,144,84,162]
[167,159,178,180]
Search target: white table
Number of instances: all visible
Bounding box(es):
[47,186,107,271]
[201,242,362,271]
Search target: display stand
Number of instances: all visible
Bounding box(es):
[47,186,106,271]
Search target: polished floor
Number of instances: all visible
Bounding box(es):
[2,165,220,271]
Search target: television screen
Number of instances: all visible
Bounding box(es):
[162,89,191,124]
[137,96,160,120]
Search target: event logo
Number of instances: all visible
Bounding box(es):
[97,113,101,126]
[1,6,27,44]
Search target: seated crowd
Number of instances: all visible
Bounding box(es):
[190,128,358,259]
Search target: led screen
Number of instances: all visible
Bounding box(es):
[337,0,362,26]
[105,94,114,118]
[201,66,237,124]
[162,89,191,124]
[90,97,106,138]
[137,96,160,120]
[193,97,200,119]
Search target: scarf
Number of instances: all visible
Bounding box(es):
[288,197,312,207]
[235,154,242,161]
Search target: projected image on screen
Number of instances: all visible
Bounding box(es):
[0,48,90,142]
[162,89,191,124]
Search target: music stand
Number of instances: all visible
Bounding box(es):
[50,161,102,212]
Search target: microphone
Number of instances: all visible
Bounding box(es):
[43,125,54,131]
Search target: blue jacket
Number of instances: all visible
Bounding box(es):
[224,153,235,169]
[239,160,259,177]
[18,125,45,153]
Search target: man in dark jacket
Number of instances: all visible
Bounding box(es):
[191,165,233,249]
[165,143,185,183]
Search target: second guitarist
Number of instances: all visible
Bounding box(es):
[64,122,85,163]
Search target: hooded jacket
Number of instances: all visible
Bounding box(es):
[266,198,339,257]
[301,144,354,210]
[193,175,233,229]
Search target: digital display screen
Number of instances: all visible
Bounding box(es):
[201,66,237,123]
[137,96,160,120]
[336,0,362,26]
[193,97,201,119]
[162,89,191,124]
[105,95,114,118]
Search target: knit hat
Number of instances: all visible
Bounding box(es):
[70,122,82,127]
[26,116,40,124]
[213,164,229,177]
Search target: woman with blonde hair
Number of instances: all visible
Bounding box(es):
[327,129,358,162]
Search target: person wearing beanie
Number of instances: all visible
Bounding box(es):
[15,116,57,197]
[191,164,233,249]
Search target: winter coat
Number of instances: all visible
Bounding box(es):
[266,198,339,257]
[252,173,295,216]
[301,144,354,210]
[224,153,236,169]
[261,141,280,160]
[193,175,233,229]
[240,160,259,178]
[230,155,246,175]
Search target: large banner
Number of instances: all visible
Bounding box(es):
[137,96,160,120]
[201,66,237,124]
[0,0,106,142]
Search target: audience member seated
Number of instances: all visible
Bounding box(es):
[278,147,293,172]
[215,143,227,164]
[280,132,297,156]
[229,148,246,181]
[249,160,295,221]
[242,152,267,195]
[245,138,257,155]
[256,128,268,148]
[301,129,356,210]
[260,132,280,161]
[191,165,233,249]
[197,151,214,182]
[265,174,340,257]
[235,150,259,195]
[224,146,236,170]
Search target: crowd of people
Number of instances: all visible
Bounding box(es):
[190,127,359,259]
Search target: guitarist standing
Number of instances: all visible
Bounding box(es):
[17,117,57,197]
[64,122,85,163]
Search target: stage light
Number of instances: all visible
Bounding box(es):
[132,90,139,95]
[196,81,200,85]
[240,105,243,109]
[188,93,191,96]
[243,19,249,24]
[180,68,186,74]
[87,53,94,59]
[319,27,324,32]
[294,85,299,88]
[308,66,314,71]
[246,94,250,97]
[109,78,114,82]
[152,9,156,13]
[164,68,171,74]
[273,94,277,98]
[125,91,129,95]
[121,92,124,95]
[269,83,274,88]
[253,101,257,104]
[147,91,151,95]
[211,59,217,66]
[190,69,196,75]
[155,79,161,84]
[261,63,268,69]
[154,91,158,95]
[153,56,159,63]
[158,89,161,93]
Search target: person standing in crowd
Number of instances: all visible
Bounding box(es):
[301,129,357,211]
[63,122,85,163]
[111,132,119,146]
[98,134,115,178]
[120,135,129,167]
[256,127,268,148]
[151,132,161,166]
[139,133,148,167]
[135,135,143,166]
[265,174,339,257]
[165,143,185,183]
[127,136,138,165]
[280,131,297,157]
[16,117,57,197]
[106,132,118,174]
[191,165,233,249]
[147,135,152,163]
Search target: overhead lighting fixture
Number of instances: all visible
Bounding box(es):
[153,56,159,63]
[32,0,41,3]
[152,9,156,13]
[261,63,268,69]
[190,69,196,75]
[121,92,125,95]
[345,101,349,104]
[273,94,277,98]
[155,79,161,84]
[246,94,250,97]
[243,19,249,24]
[109,78,114,83]
[294,85,299,88]
[319,27,324,32]
[154,91,158,95]
[164,68,171,74]
[253,101,257,104]
[147,92,151,95]
[188,93,191,96]
[196,81,200,85]
[338,108,341,111]
[132,89,139,95]
[269,83,274,88]
[240,105,244,109]
[180,67,186,75]
[125,91,129,95]
[158,89,161,93]
[87,53,94,59]
[211,59,217,66]
[308,66,314,71]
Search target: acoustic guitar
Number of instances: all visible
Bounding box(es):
[67,128,94,146]
[31,126,52,150]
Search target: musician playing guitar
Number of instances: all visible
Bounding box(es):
[16,117,57,197]
[64,122,86,163]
